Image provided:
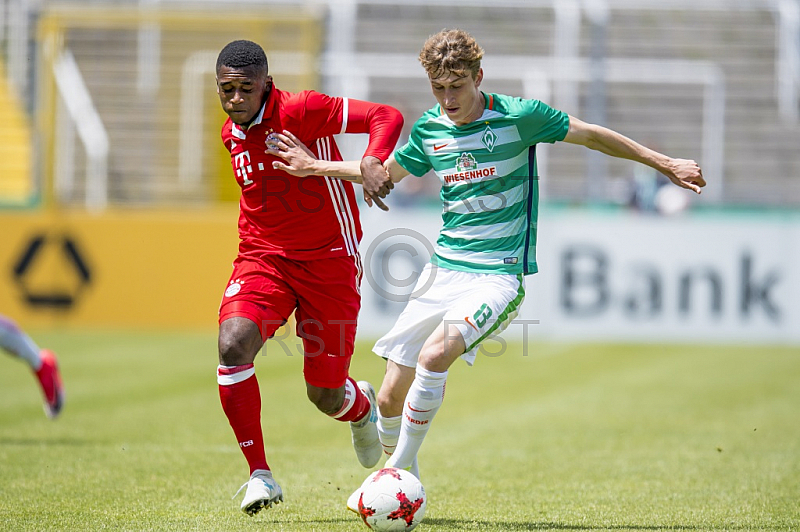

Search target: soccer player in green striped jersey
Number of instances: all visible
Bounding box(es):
[267,29,705,497]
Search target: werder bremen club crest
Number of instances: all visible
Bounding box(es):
[481,125,498,151]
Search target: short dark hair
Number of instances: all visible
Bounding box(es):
[216,40,268,74]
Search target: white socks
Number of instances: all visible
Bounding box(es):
[385,366,447,471]
[377,413,401,457]
[378,413,420,479]
[0,316,42,371]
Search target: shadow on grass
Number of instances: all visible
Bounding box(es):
[269,516,354,525]
[421,518,772,531]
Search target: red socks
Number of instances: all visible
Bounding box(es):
[219,367,368,474]
[329,377,371,423]
[218,364,269,474]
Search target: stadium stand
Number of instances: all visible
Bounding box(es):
[1,0,798,208]
[0,59,34,205]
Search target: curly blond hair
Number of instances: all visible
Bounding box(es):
[418,29,484,80]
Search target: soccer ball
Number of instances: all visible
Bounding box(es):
[357,467,427,531]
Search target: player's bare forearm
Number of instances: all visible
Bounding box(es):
[267,131,402,204]
[563,116,706,194]
[386,156,410,184]
[267,130,362,181]
[564,117,665,168]
[311,160,363,182]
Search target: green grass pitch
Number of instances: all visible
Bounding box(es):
[0,330,798,531]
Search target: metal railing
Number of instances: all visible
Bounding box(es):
[0,0,795,208]
[52,50,110,211]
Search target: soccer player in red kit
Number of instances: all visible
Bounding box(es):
[214,40,403,515]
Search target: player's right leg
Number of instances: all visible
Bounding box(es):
[376,360,415,459]
[217,259,296,515]
[217,315,268,472]
[218,316,284,515]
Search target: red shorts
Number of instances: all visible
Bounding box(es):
[219,254,362,388]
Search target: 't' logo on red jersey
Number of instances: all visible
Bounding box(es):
[234,151,254,186]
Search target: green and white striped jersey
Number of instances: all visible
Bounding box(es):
[394,92,569,275]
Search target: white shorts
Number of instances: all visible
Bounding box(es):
[373,263,525,367]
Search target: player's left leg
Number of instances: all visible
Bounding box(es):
[0,315,64,418]
[371,262,453,475]
[301,336,379,468]
[294,255,381,468]
[386,271,525,471]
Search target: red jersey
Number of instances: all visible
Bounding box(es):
[221,86,403,261]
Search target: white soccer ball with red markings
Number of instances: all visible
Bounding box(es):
[357,467,427,531]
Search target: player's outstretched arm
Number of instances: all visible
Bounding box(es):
[347,100,404,211]
[268,130,364,182]
[385,156,411,184]
[562,115,706,194]
[268,130,410,193]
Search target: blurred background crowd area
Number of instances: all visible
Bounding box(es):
[0,0,798,214]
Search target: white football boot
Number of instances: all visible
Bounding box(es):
[236,469,283,516]
[350,381,382,468]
